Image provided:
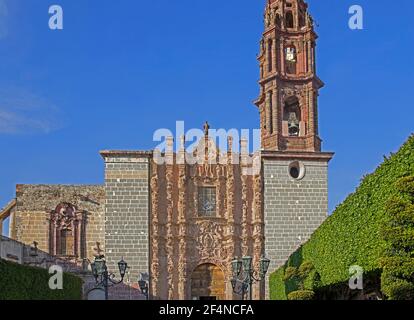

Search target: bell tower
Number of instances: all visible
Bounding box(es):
[259,0,334,298]
[255,0,323,152]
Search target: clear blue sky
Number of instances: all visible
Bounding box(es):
[1,0,413,235]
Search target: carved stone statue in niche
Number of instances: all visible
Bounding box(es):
[52,203,76,229]
[260,38,265,55]
[307,13,314,27]
[264,4,276,28]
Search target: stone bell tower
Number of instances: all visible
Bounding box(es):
[255,0,323,152]
[256,0,334,294]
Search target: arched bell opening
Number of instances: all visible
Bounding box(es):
[283,96,303,137]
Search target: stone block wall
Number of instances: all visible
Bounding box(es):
[101,151,151,299]
[263,157,329,295]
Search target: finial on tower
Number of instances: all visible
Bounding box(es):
[203,121,210,136]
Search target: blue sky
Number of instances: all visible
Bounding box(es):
[1,0,414,235]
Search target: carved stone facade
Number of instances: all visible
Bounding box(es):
[148,136,264,300]
[1,0,333,300]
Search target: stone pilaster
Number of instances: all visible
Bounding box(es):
[253,172,264,300]
[165,164,174,300]
[150,163,160,299]
[178,163,188,300]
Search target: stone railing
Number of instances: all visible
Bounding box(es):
[0,235,24,264]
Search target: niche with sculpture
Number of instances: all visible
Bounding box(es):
[48,203,86,259]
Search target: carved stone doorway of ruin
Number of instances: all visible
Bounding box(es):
[191,263,225,300]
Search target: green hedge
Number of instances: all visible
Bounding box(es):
[269,134,414,300]
[0,259,83,300]
[380,176,414,299]
[287,290,315,300]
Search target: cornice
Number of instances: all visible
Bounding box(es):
[99,150,153,159]
[261,150,334,162]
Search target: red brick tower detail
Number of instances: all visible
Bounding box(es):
[255,0,324,152]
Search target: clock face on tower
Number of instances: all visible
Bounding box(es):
[286,47,296,62]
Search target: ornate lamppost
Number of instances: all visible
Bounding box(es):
[231,255,271,300]
[90,255,128,300]
[138,273,149,300]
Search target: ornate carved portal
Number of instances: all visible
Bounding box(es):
[48,203,86,258]
[149,136,264,300]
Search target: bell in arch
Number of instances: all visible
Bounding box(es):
[288,112,300,136]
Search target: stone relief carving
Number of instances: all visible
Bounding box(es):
[165,165,175,300]
[177,165,188,299]
[50,203,78,229]
[48,203,86,258]
[264,4,277,28]
[241,175,249,256]
[281,86,307,100]
[195,221,227,262]
[260,38,265,56]
[150,165,160,298]
[150,156,260,299]
[226,165,235,223]
[253,174,262,221]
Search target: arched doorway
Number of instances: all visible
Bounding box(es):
[191,263,225,300]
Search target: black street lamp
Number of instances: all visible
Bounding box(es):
[90,255,128,300]
[138,273,149,300]
[230,255,270,300]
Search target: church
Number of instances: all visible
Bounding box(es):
[0,0,333,300]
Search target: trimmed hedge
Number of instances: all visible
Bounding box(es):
[0,259,83,300]
[287,290,315,300]
[269,134,414,300]
[380,176,414,299]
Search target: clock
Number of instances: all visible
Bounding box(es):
[286,47,296,62]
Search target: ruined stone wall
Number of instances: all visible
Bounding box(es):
[13,184,105,262]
